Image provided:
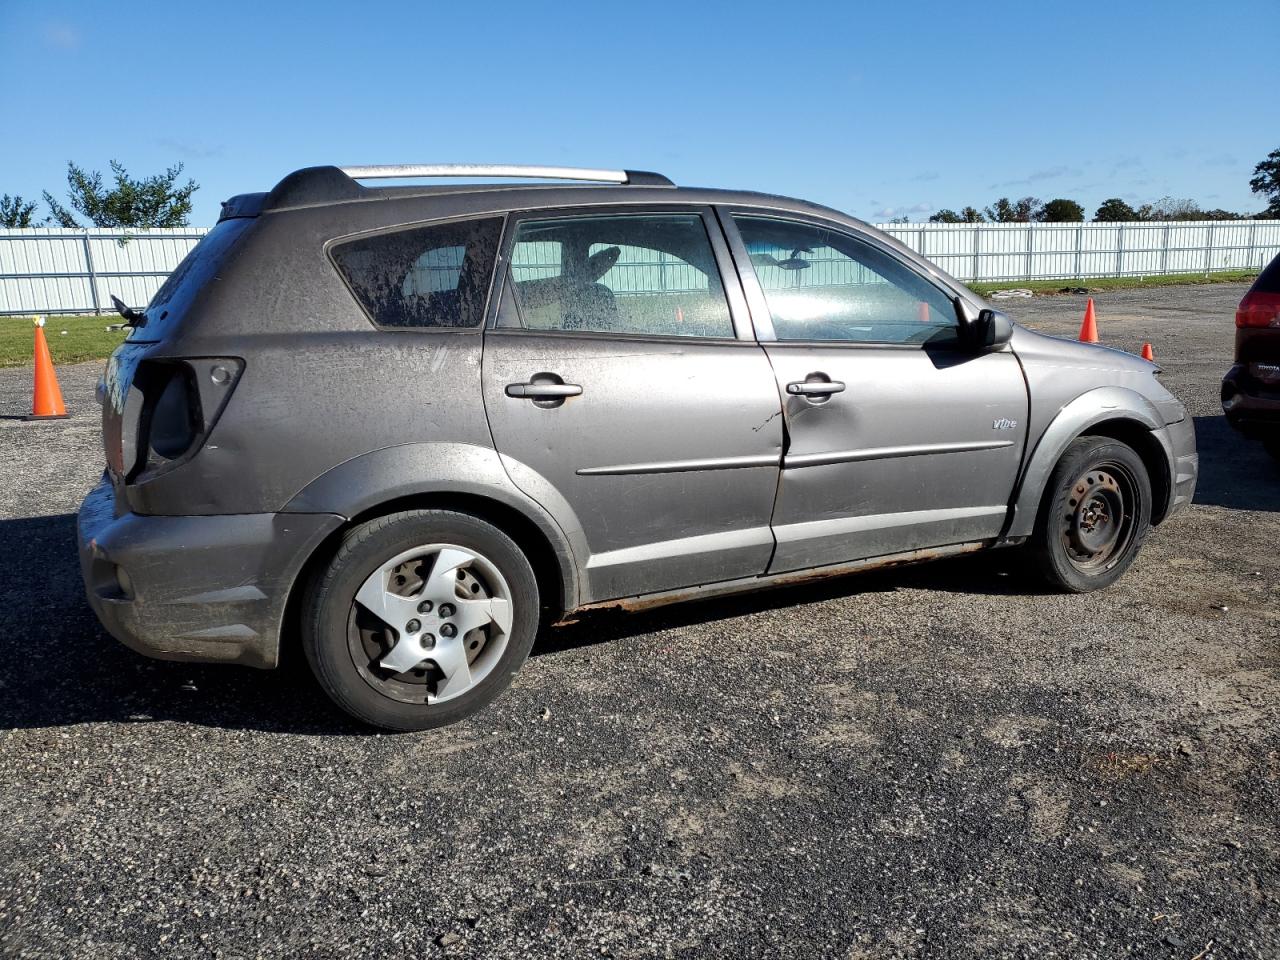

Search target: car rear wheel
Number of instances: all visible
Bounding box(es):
[1031,436,1152,593]
[302,510,539,731]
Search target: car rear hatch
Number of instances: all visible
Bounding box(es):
[101,215,256,483]
[1234,253,1280,393]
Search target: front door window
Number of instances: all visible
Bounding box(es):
[732,215,957,344]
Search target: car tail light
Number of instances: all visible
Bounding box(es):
[143,364,202,461]
[1236,291,1280,328]
[120,358,243,482]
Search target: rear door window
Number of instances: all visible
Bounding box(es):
[501,214,735,338]
[331,217,503,329]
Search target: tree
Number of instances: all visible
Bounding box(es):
[1199,208,1246,221]
[0,195,37,227]
[887,215,911,224]
[1135,197,1203,221]
[1094,198,1137,221]
[959,206,984,223]
[1036,198,1085,222]
[43,160,198,228]
[984,196,1041,222]
[1249,148,1280,217]
[929,209,964,223]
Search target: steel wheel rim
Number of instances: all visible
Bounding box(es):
[346,543,513,705]
[1060,462,1137,572]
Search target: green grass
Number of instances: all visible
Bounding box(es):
[0,315,129,367]
[968,270,1259,298]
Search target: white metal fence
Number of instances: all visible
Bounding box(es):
[878,219,1280,284]
[0,227,209,316]
[3,220,1279,316]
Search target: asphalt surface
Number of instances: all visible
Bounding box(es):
[1,283,1277,959]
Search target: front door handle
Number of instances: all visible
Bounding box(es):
[786,379,845,397]
[505,381,583,399]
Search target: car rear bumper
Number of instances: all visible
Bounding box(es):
[77,475,343,668]
[1222,363,1280,437]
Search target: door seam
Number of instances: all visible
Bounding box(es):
[714,207,787,572]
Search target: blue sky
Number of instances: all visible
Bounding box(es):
[2,0,1276,225]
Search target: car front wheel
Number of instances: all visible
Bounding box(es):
[1031,436,1152,593]
[302,509,540,731]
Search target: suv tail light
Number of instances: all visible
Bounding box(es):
[142,363,202,461]
[116,358,243,482]
[1236,290,1280,329]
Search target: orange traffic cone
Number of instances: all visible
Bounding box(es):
[26,317,67,420]
[1078,298,1099,343]
[1141,342,1154,362]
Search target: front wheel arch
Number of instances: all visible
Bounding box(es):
[1078,419,1172,524]
[1006,388,1175,540]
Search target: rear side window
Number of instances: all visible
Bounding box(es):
[502,214,735,338]
[331,217,502,329]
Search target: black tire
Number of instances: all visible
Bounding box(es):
[1031,436,1152,593]
[302,509,539,731]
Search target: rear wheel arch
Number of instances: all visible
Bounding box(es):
[278,491,575,672]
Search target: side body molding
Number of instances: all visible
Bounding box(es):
[1006,385,1173,539]
[282,442,583,611]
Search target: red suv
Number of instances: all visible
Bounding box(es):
[1223,253,1280,461]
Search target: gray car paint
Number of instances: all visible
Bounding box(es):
[480,205,784,601]
[760,343,1028,571]
[77,167,1196,669]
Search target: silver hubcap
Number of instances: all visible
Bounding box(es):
[348,544,513,704]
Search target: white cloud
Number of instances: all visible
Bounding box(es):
[44,23,80,50]
[158,138,224,160]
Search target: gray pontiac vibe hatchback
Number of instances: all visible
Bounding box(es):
[77,164,1199,729]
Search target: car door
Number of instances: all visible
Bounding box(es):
[481,207,783,602]
[721,210,1028,573]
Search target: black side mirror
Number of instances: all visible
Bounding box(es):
[953,298,1013,350]
[973,308,1013,349]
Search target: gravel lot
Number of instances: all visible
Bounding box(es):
[1,283,1277,959]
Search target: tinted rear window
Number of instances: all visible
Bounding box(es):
[330,217,503,329]
[1253,252,1280,293]
[132,217,254,341]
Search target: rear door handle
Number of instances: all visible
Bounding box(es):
[786,379,845,397]
[505,382,583,399]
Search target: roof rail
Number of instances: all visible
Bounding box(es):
[338,164,674,186]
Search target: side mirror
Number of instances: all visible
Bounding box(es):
[953,298,1013,350]
[973,308,1014,349]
